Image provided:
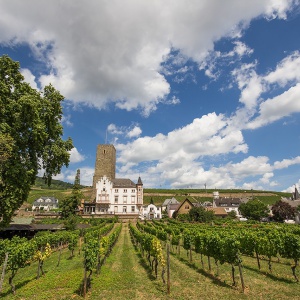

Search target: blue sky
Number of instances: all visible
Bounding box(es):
[1,0,300,192]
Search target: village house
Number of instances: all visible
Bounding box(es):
[32,197,59,211]
[140,203,162,220]
[212,191,245,217]
[161,197,180,217]
[173,198,194,217]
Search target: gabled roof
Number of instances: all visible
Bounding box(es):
[33,196,59,205]
[214,197,241,207]
[162,197,179,207]
[112,178,136,188]
[175,198,194,213]
[206,207,227,216]
[168,203,180,210]
[281,198,300,208]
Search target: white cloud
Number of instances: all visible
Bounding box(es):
[117,112,247,166]
[61,114,73,127]
[229,51,300,130]
[21,68,38,90]
[0,0,295,114]
[54,167,94,186]
[283,180,300,193]
[127,126,142,138]
[264,51,300,86]
[107,124,123,135]
[69,147,85,163]
[247,83,300,129]
[274,156,300,169]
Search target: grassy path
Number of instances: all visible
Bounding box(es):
[88,224,247,300]
[88,223,165,299]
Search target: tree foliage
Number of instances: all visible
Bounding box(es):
[239,199,269,221]
[271,200,296,222]
[0,55,73,226]
[189,206,215,222]
[60,169,83,218]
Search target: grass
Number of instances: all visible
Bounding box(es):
[1,224,300,299]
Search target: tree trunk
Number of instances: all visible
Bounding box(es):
[238,261,245,292]
[291,259,299,282]
[255,249,261,270]
[9,270,16,295]
[268,257,272,273]
[208,256,211,272]
[231,265,236,286]
[200,253,204,269]
[0,253,8,292]
[215,259,219,276]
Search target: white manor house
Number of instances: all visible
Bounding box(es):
[84,144,143,217]
[94,175,143,214]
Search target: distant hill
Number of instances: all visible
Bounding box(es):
[29,179,292,206]
[34,176,81,190]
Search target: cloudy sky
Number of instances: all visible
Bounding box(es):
[1,0,300,192]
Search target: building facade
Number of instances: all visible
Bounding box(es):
[140,204,162,220]
[86,144,144,216]
[92,175,143,215]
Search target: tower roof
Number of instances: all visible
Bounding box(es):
[137,176,143,185]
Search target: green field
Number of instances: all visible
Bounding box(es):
[1,223,299,300]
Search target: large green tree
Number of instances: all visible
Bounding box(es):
[0,55,73,226]
[188,206,215,222]
[238,199,269,221]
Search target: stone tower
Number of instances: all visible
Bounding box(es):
[92,144,116,198]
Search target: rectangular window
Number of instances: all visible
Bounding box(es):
[123,206,127,213]
[124,189,127,193]
[114,206,118,213]
[131,206,135,212]
[131,196,135,203]
[132,189,135,193]
[123,196,127,203]
[114,196,118,203]
[115,189,118,193]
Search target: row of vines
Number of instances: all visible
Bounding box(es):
[0,219,119,296]
[136,219,300,292]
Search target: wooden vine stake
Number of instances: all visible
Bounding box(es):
[237,254,245,293]
[167,243,170,295]
[83,265,87,298]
